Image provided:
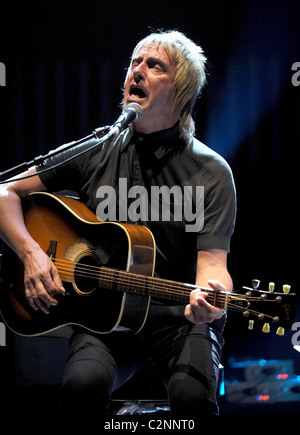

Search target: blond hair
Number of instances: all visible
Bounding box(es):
[125,30,207,139]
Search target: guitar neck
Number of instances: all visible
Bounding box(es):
[98,266,228,309]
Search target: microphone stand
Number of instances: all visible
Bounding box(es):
[0,125,110,183]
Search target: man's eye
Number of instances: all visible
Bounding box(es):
[148,61,162,71]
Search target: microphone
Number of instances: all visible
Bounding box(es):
[107,103,143,139]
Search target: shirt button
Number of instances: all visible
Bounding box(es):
[138,136,144,142]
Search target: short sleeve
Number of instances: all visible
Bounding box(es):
[196,156,236,252]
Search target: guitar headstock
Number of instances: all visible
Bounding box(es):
[228,279,297,335]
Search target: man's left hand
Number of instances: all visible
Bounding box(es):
[184,279,227,324]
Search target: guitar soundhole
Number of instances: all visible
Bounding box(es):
[74,254,100,295]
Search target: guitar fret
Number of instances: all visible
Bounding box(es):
[98,267,191,302]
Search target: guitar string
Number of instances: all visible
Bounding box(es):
[52,257,229,304]
[57,269,276,319]
[53,257,217,295]
[52,257,270,308]
[52,258,280,321]
[54,258,229,291]
[53,257,266,303]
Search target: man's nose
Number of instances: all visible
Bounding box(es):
[133,64,146,83]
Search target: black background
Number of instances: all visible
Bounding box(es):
[0,0,299,416]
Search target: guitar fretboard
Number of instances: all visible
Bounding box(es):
[98,266,228,309]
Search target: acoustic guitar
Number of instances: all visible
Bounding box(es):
[0,192,296,337]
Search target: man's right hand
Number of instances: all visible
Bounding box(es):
[0,167,65,315]
[23,246,65,314]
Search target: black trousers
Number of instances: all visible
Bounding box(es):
[60,304,225,416]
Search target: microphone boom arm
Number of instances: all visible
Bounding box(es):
[0,125,110,183]
[0,103,142,183]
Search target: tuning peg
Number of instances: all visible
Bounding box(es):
[262,323,270,333]
[248,320,254,330]
[283,284,291,294]
[276,326,285,336]
[268,282,275,292]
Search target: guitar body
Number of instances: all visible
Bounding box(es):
[0,192,155,337]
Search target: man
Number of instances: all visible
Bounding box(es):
[0,30,236,415]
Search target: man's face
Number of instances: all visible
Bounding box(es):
[123,44,180,134]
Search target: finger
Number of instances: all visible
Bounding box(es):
[38,270,62,301]
[194,293,224,322]
[196,295,225,321]
[25,286,39,311]
[190,288,208,302]
[184,304,197,324]
[187,291,208,322]
[25,275,58,313]
[25,284,53,314]
[185,296,207,324]
[36,282,58,307]
[50,264,65,295]
[207,279,227,292]
[194,294,212,315]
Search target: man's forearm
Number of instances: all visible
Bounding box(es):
[196,267,233,292]
[0,187,39,260]
[0,167,46,260]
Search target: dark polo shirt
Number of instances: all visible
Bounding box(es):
[37,123,236,286]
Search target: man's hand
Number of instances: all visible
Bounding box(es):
[184,279,227,324]
[23,246,65,314]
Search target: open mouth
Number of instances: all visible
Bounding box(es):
[129,85,147,99]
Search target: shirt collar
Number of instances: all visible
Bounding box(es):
[120,122,184,159]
